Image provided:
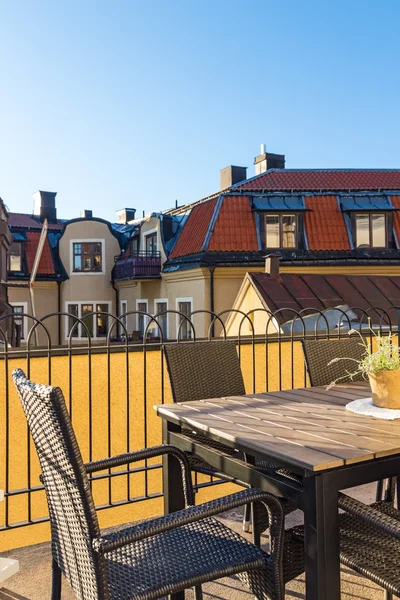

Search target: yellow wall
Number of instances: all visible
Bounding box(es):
[0,340,306,551]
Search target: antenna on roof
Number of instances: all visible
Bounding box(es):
[29,218,48,346]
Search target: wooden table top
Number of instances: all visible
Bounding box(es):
[156,382,400,472]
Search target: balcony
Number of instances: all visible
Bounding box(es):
[114,251,162,280]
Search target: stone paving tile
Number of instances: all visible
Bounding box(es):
[0,483,396,599]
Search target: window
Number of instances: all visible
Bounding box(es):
[66,302,110,339]
[355,214,387,248]
[72,242,103,272]
[131,238,138,255]
[120,300,128,330]
[155,300,168,339]
[177,299,192,340]
[265,214,297,248]
[9,242,22,271]
[145,232,157,255]
[136,301,148,337]
[12,305,25,339]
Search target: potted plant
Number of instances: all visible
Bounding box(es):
[328,330,400,409]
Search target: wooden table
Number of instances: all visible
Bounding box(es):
[156,381,400,600]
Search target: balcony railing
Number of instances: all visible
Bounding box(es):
[114,251,161,280]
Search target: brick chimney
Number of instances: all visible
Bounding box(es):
[254,144,285,175]
[33,191,57,222]
[116,208,136,224]
[220,165,247,190]
[265,254,280,277]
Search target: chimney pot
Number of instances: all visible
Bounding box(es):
[220,165,247,190]
[33,191,57,222]
[81,210,93,219]
[116,208,136,224]
[264,253,280,277]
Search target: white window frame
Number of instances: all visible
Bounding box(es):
[154,298,169,340]
[142,227,158,254]
[69,239,106,275]
[64,300,112,340]
[176,297,193,340]
[9,301,29,341]
[136,299,148,335]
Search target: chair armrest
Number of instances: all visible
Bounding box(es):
[338,492,400,539]
[93,488,284,562]
[85,445,194,506]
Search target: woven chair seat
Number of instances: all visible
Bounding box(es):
[104,517,266,600]
[291,501,400,596]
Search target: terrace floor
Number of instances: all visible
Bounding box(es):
[0,483,394,600]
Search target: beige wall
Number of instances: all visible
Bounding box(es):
[8,282,59,345]
[58,219,121,341]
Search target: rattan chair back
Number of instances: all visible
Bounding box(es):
[164,341,246,404]
[302,337,366,387]
[12,369,103,600]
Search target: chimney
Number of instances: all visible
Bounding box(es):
[265,254,280,277]
[254,144,285,175]
[33,190,57,222]
[116,208,136,224]
[220,165,247,190]
[81,209,93,219]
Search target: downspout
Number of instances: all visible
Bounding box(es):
[57,278,61,346]
[209,266,215,338]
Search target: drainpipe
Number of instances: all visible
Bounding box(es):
[57,279,61,346]
[209,266,215,338]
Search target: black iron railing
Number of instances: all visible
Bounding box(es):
[114,251,161,280]
[0,305,398,536]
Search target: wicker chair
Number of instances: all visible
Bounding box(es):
[301,337,366,387]
[163,341,300,535]
[12,368,304,600]
[292,488,400,600]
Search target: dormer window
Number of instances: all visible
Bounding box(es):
[9,242,22,271]
[266,214,297,248]
[355,213,386,248]
[145,232,158,255]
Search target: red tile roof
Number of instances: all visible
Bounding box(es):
[25,232,55,275]
[237,169,400,192]
[390,196,400,243]
[169,198,217,258]
[207,196,258,251]
[249,272,400,325]
[304,196,350,250]
[9,213,65,230]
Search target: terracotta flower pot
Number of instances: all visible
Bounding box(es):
[369,369,400,409]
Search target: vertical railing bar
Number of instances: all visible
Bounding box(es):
[107,328,112,506]
[143,332,148,498]
[4,336,9,527]
[26,340,32,523]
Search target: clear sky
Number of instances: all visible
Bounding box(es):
[1,0,400,222]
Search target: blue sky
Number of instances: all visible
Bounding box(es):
[1,0,400,222]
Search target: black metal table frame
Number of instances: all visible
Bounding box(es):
[160,417,400,600]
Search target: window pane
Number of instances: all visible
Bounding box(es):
[155,302,167,339]
[12,306,24,339]
[9,243,22,271]
[356,214,370,248]
[266,215,280,247]
[81,304,93,337]
[372,214,386,247]
[74,255,82,271]
[282,215,296,248]
[96,304,108,336]
[73,243,81,255]
[137,302,147,336]
[67,304,79,338]
[178,301,192,340]
[145,233,157,254]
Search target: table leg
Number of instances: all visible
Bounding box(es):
[303,474,340,600]
[162,420,185,600]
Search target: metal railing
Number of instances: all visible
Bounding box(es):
[0,304,398,536]
[114,251,162,280]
